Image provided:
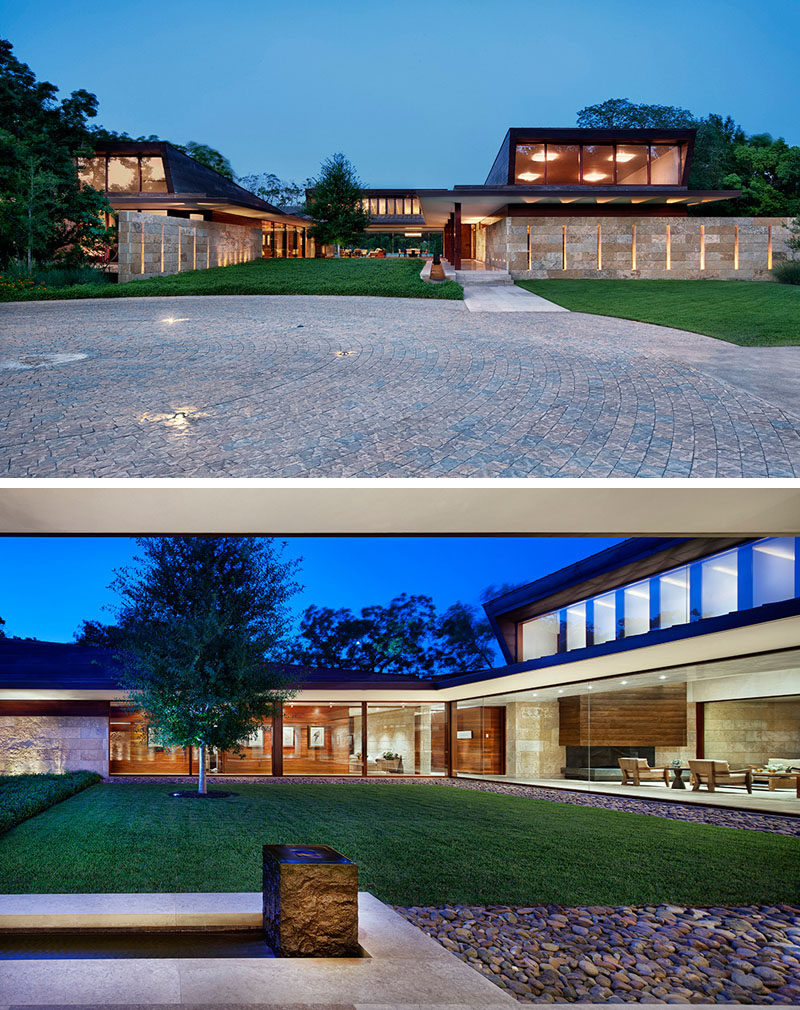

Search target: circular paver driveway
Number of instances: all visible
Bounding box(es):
[2,295,799,477]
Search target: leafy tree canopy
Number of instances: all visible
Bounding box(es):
[0,615,5,638]
[576,98,800,216]
[306,153,371,250]
[291,593,498,677]
[0,38,113,268]
[181,141,234,180]
[237,172,307,209]
[109,537,302,793]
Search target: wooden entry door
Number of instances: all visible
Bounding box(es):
[460,224,475,261]
[456,705,506,775]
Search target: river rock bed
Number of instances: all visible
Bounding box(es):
[395,903,800,1004]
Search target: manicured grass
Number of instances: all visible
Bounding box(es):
[516,279,800,346]
[0,783,796,906]
[0,257,462,302]
[0,771,101,835]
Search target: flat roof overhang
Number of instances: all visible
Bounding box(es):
[109,195,302,225]
[417,187,740,227]
[4,607,798,705]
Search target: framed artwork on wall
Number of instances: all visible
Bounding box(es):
[282,726,295,748]
[308,726,325,748]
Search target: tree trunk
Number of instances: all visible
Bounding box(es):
[198,744,207,795]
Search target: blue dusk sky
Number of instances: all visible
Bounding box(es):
[0,536,622,644]
[4,0,798,189]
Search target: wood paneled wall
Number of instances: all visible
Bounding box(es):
[559,685,687,747]
[456,706,506,774]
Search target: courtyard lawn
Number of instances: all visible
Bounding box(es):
[516,278,800,346]
[0,783,796,907]
[0,258,463,302]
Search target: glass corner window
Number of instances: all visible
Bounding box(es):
[521,613,560,660]
[701,551,738,619]
[752,537,796,607]
[623,581,650,637]
[659,567,689,629]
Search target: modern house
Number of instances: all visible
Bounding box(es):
[357,127,789,279]
[79,142,314,281]
[2,537,798,794]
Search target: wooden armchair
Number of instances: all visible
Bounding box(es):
[618,757,669,786]
[688,760,752,794]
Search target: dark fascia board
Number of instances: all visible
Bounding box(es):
[440,595,800,691]
[440,186,741,200]
[361,189,421,196]
[507,127,697,144]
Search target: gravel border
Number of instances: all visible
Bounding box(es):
[395,903,800,1004]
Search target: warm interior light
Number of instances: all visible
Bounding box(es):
[518,171,541,182]
[583,171,608,182]
[659,675,667,680]
[616,152,635,163]
[532,151,559,162]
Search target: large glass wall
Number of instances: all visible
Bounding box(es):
[518,538,800,662]
[454,700,506,775]
[513,142,685,186]
[366,703,446,775]
[282,704,361,775]
[79,155,167,194]
[109,706,190,774]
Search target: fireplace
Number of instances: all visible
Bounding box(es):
[563,746,656,781]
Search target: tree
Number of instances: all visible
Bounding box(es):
[0,39,113,268]
[74,619,129,648]
[237,171,305,209]
[0,615,5,638]
[109,537,302,795]
[306,153,371,254]
[292,593,498,677]
[431,602,498,674]
[181,141,234,180]
[577,98,696,130]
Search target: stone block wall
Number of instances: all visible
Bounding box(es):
[505,701,564,779]
[0,715,109,776]
[484,215,791,280]
[118,211,262,283]
[703,699,800,768]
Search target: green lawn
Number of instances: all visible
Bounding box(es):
[0,783,796,906]
[516,279,800,346]
[0,257,462,302]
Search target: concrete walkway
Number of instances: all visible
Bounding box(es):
[0,892,513,1008]
[463,284,569,313]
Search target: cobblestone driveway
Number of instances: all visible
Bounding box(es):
[2,295,799,477]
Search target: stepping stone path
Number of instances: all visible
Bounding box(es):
[395,903,800,1004]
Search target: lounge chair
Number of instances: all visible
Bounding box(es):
[618,757,669,786]
[688,760,752,794]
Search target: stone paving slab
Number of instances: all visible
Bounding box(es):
[463,286,569,312]
[2,295,800,477]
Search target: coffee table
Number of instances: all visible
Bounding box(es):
[751,770,800,796]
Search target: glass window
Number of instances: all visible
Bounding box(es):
[283,704,361,775]
[369,198,378,215]
[582,145,614,184]
[378,198,386,215]
[515,144,546,183]
[593,592,616,644]
[624,581,650,637]
[109,707,190,774]
[107,156,139,192]
[702,551,738,618]
[566,603,587,650]
[367,704,446,775]
[659,568,689,629]
[615,146,648,184]
[140,156,167,192]
[521,613,560,660]
[217,723,273,774]
[752,538,796,607]
[649,145,681,185]
[412,197,420,214]
[546,145,580,185]
[78,157,106,190]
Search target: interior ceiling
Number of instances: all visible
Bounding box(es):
[0,483,798,535]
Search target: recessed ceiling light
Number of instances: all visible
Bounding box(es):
[659,675,667,680]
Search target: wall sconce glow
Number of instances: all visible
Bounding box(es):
[616,152,635,163]
[518,171,541,182]
[532,152,559,162]
[583,172,607,182]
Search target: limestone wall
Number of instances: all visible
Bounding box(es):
[505,701,564,779]
[703,699,800,768]
[484,215,791,280]
[118,211,262,283]
[0,715,109,776]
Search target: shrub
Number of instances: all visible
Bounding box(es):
[772,259,800,285]
[3,261,112,289]
[0,771,101,834]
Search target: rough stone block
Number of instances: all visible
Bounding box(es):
[263,844,358,957]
